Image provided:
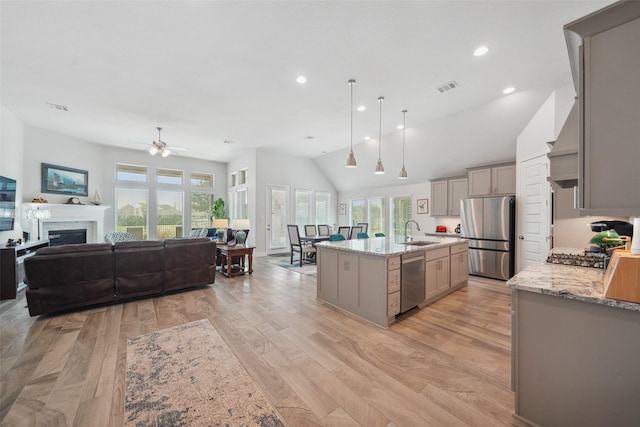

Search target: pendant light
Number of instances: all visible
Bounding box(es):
[346,79,357,168]
[374,96,385,174]
[399,110,408,179]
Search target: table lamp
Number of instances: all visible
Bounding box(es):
[212,218,229,241]
[232,219,250,245]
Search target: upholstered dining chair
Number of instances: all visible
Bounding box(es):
[337,226,350,240]
[287,225,316,266]
[304,224,317,237]
[317,224,330,236]
[357,222,369,234]
[349,226,363,239]
[357,232,369,239]
[104,231,138,245]
[329,234,346,241]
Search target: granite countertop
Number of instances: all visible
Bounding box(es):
[506,263,640,312]
[423,232,461,237]
[315,236,465,257]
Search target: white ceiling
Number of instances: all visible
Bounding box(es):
[1,1,612,191]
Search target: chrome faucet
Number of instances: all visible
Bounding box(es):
[404,220,421,242]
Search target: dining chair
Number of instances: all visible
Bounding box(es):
[357,222,369,234]
[304,224,317,237]
[329,234,346,241]
[356,232,369,239]
[317,224,330,236]
[375,232,385,237]
[349,226,363,239]
[337,226,351,240]
[287,225,316,266]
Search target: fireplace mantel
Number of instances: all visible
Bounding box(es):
[23,203,111,243]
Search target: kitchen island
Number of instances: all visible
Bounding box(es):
[315,236,468,328]
[507,263,640,427]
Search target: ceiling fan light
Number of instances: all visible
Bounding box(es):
[161,148,171,157]
[149,146,158,155]
[346,150,357,168]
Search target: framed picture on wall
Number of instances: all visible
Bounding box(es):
[417,199,429,214]
[41,163,89,196]
[339,203,347,215]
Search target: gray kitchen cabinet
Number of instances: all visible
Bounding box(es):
[450,242,469,286]
[425,247,450,300]
[468,163,516,196]
[430,176,468,216]
[565,4,640,216]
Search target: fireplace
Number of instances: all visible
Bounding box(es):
[23,203,110,244]
[48,229,87,246]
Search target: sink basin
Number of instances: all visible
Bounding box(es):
[401,241,437,246]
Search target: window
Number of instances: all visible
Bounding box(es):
[116,164,147,182]
[391,196,411,237]
[315,192,330,225]
[367,197,386,235]
[295,189,312,229]
[116,188,148,239]
[235,188,248,220]
[191,193,214,229]
[350,199,365,226]
[157,168,183,185]
[157,190,183,239]
[190,172,214,188]
[238,170,247,185]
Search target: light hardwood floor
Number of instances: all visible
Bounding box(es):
[1,257,527,426]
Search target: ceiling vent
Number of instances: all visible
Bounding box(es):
[436,81,459,93]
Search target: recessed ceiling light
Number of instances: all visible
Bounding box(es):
[473,46,489,56]
[357,105,366,112]
[296,76,307,84]
[364,136,371,141]
[397,124,404,130]
[503,86,515,94]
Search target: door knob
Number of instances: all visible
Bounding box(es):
[518,236,524,240]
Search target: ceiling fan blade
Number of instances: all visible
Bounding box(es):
[126,140,189,152]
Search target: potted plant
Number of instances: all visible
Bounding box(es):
[210,198,227,241]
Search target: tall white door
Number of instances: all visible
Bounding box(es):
[517,155,551,272]
[267,185,290,255]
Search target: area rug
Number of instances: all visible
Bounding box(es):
[266,255,317,276]
[125,319,285,427]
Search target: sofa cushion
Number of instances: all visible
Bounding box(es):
[114,240,164,299]
[164,238,216,291]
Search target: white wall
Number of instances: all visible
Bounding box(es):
[255,148,337,256]
[0,105,25,241]
[21,124,227,239]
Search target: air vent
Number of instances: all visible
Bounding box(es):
[436,81,459,93]
[304,135,315,140]
[46,102,69,111]
[223,140,234,144]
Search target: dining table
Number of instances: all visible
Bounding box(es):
[300,235,331,245]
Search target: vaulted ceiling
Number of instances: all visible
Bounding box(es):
[1,1,612,192]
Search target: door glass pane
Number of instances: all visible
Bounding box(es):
[157,168,183,185]
[191,192,214,229]
[368,197,385,235]
[157,190,183,238]
[350,199,365,226]
[270,187,288,250]
[392,196,411,237]
[316,192,330,225]
[116,188,148,239]
[295,189,312,229]
[116,164,147,182]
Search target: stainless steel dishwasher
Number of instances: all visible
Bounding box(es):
[400,252,425,314]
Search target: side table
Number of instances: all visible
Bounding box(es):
[217,245,255,278]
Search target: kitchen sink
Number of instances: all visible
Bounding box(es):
[401,241,437,246]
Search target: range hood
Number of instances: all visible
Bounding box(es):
[547,101,578,188]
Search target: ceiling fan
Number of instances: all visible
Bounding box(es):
[127,127,188,156]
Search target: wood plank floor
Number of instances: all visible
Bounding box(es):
[1,257,527,426]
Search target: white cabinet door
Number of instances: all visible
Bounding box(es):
[436,257,450,291]
[448,178,468,216]
[425,258,439,299]
[451,251,469,286]
[492,164,516,195]
[468,168,492,196]
[430,180,448,216]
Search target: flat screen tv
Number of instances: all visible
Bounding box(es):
[0,175,17,231]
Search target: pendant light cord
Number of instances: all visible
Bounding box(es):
[350,80,354,152]
[378,97,384,159]
[402,110,406,165]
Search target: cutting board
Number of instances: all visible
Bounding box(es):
[603,250,640,304]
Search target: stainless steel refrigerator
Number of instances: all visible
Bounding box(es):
[460,196,515,280]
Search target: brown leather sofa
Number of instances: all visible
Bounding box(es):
[24,238,216,316]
